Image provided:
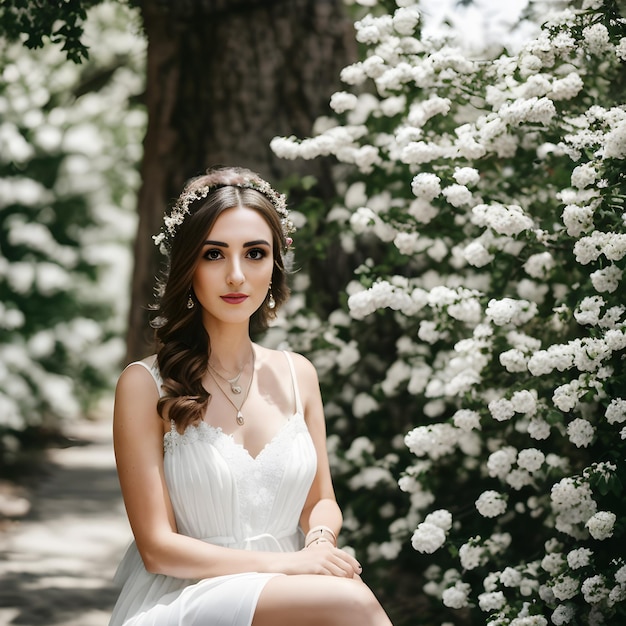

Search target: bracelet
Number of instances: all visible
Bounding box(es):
[304,537,335,548]
[305,525,337,548]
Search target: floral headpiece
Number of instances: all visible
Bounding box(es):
[153,175,295,255]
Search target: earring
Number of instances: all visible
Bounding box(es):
[267,285,276,310]
[187,293,195,309]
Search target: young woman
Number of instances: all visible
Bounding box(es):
[109,166,393,626]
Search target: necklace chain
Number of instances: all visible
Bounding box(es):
[208,361,244,394]
[207,348,255,426]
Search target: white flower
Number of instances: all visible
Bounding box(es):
[392,6,420,35]
[542,552,565,574]
[500,349,528,373]
[511,390,537,415]
[476,490,507,518]
[453,167,480,186]
[571,162,597,189]
[500,567,522,588]
[487,447,517,479]
[590,264,622,293]
[486,298,538,326]
[442,184,472,208]
[604,119,626,159]
[550,72,584,101]
[442,581,471,609]
[405,424,458,459]
[517,448,545,472]
[411,521,446,553]
[562,204,594,237]
[524,252,555,279]
[472,203,534,236]
[552,575,580,601]
[566,418,595,448]
[424,509,452,531]
[489,398,515,422]
[407,198,438,224]
[411,173,441,200]
[528,418,551,440]
[551,604,575,625]
[583,23,611,55]
[464,241,494,267]
[606,398,626,424]
[586,511,616,540]
[453,409,481,431]
[352,392,379,418]
[459,540,484,570]
[499,96,556,126]
[567,548,592,570]
[329,91,358,114]
[581,574,609,604]
[574,295,604,326]
[478,591,506,612]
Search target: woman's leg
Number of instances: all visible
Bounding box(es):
[252,575,392,626]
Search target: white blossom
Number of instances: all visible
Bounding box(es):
[411,521,446,553]
[517,448,545,472]
[586,511,616,540]
[442,581,471,608]
[605,398,626,424]
[581,575,609,604]
[567,548,593,570]
[476,490,507,518]
[566,418,595,448]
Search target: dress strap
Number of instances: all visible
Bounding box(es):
[282,351,304,416]
[124,359,164,398]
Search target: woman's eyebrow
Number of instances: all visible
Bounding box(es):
[202,239,271,247]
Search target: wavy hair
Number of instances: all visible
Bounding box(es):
[152,167,290,430]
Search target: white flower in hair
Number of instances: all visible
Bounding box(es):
[153,170,295,255]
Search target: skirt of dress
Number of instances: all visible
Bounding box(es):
[109,542,281,626]
[126,571,281,626]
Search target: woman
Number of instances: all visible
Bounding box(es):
[110,166,393,626]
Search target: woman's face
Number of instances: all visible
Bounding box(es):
[192,205,274,329]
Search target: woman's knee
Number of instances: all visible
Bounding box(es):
[253,575,389,626]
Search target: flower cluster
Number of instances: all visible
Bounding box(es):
[153,176,295,255]
[273,0,626,623]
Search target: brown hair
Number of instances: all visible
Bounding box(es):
[152,166,290,429]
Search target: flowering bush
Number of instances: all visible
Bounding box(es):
[0,3,145,461]
[272,0,626,623]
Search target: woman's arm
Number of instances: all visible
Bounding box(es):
[113,363,360,580]
[292,353,344,541]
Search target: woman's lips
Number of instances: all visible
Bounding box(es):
[220,294,248,304]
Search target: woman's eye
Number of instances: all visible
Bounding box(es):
[247,248,266,260]
[204,249,222,261]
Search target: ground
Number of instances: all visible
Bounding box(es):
[0,406,131,626]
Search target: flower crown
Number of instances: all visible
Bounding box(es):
[153,175,295,255]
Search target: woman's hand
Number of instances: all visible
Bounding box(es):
[275,542,362,578]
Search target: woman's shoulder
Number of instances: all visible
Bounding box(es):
[256,345,318,382]
[117,355,161,394]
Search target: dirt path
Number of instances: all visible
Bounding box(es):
[0,407,132,626]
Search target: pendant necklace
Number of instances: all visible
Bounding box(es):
[208,356,246,394]
[207,349,255,426]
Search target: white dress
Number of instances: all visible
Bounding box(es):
[109,352,318,626]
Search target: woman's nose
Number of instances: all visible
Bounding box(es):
[227,258,244,285]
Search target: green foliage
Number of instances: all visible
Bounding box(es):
[0,2,146,462]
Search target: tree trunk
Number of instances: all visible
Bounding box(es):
[126,0,356,361]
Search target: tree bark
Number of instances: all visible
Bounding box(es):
[126,0,356,361]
